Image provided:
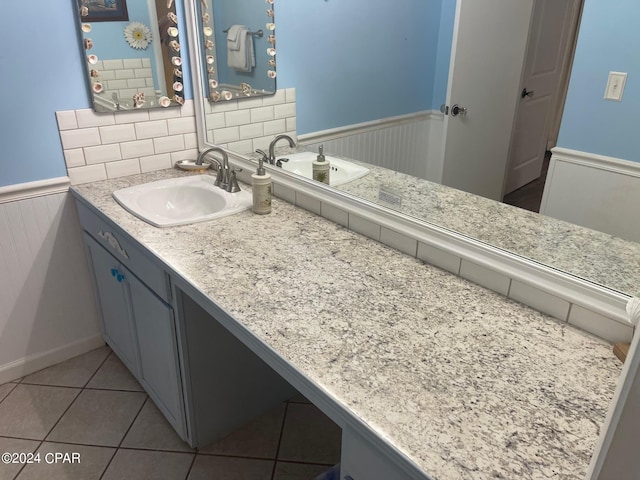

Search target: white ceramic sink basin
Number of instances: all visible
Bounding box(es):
[112,175,252,227]
[279,151,369,186]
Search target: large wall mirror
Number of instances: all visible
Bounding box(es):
[75,0,185,111]
[194,0,276,102]
[187,0,640,299]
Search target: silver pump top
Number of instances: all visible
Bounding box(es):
[317,145,326,162]
[257,156,266,175]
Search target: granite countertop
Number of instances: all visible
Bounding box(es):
[73,169,622,480]
[268,146,640,298]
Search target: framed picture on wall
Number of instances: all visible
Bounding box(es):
[81,0,129,22]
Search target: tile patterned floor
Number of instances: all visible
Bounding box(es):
[0,346,341,480]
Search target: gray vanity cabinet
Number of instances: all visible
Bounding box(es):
[84,233,140,377]
[77,202,187,440]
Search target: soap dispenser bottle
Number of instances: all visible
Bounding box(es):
[312,145,330,185]
[252,156,272,214]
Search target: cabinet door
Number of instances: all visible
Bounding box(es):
[129,275,185,437]
[84,234,139,376]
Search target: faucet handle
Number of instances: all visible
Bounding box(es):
[209,159,223,186]
[227,168,242,193]
[275,158,289,168]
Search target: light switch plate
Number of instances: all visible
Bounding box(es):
[604,71,627,101]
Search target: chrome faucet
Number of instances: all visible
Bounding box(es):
[112,92,120,111]
[267,134,296,166]
[195,147,233,190]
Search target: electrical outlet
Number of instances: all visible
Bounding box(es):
[604,72,627,101]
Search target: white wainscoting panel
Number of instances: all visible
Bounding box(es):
[541,148,640,243]
[0,191,102,383]
[299,111,443,181]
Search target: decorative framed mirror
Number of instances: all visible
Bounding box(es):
[75,0,185,112]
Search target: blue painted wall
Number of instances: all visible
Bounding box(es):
[557,0,640,162]
[0,0,192,187]
[276,0,443,134]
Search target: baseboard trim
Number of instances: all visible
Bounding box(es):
[0,177,71,205]
[0,335,105,384]
[298,110,440,144]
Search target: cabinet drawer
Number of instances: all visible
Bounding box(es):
[77,201,170,302]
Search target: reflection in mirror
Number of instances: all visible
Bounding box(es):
[189,1,640,298]
[76,0,185,111]
[195,0,276,102]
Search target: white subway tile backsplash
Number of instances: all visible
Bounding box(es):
[56,110,78,130]
[58,87,298,187]
[60,128,102,149]
[240,123,264,140]
[149,107,181,121]
[251,106,275,123]
[142,58,151,67]
[274,103,296,120]
[205,112,226,130]
[184,133,198,149]
[140,153,172,173]
[210,101,239,113]
[127,78,147,88]
[180,100,195,117]
[568,305,633,343]
[349,214,381,241]
[115,69,136,80]
[460,260,511,296]
[102,59,124,70]
[115,110,149,124]
[509,280,571,322]
[321,204,348,228]
[263,119,286,136]
[123,58,143,69]
[135,68,153,79]
[226,139,253,154]
[153,135,186,154]
[225,109,251,127]
[285,88,296,103]
[135,120,168,139]
[171,149,199,162]
[381,227,418,256]
[417,242,461,275]
[262,90,286,106]
[100,70,116,81]
[167,117,196,135]
[106,79,129,90]
[237,97,264,110]
[99,124,136,144]
[273,183,296,203]
[213,126,240,144]
[63,149,86,168]
[75,109,115,128]
[120,139,155,159]
[84,144,122,164]
[67,164,107,184]
[105,159,141,178]
[296,192,321,215]
[286,117,297,133]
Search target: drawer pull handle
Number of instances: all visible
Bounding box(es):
[116,273,125,283]
[98,230,130,259]
[111,268,118,277]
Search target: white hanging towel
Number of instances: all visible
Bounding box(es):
[227,25,255,72]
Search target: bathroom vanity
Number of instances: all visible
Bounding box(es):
[72,168,621,480]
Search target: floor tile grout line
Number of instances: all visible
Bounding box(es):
[270,401,289,480]
[184,451,199,480]
[99,394,149,480]
[0,382,19,406]
[81,348,113,389]
[15,382,145,394]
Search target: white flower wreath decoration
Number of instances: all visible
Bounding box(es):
[124,22,152,50]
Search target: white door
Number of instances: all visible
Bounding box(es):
[440,0,534,201]
[504,0,580,194]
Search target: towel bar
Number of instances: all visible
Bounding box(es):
[223,27,264,38]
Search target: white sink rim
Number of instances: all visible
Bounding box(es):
[280,151,369,186]
[112,175,252,227]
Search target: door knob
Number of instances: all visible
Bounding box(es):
[521,88,534,98]
[450,104,467,117]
